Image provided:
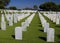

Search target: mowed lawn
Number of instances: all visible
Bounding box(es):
[0,12,56,43]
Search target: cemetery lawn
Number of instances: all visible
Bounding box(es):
[0,13,49,43]
[42,13,60,43]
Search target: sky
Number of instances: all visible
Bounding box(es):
[7,0,60,9]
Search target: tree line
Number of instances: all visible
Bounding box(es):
[39,2,60,11]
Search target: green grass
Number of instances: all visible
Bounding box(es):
[0,12,48,43]
[0,13,31,43]
[0,12,58,43]
[42,13,60,43]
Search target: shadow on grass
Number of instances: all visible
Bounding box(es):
[0,27,1,30]
[7,23,9,25]
[55,25,60,28]
[38,36,46,41]
[12,35,15,39]
[57,35,60,43]
[58,41,60,43]
[38,29,44,32]
[38,24,42,27]
[39,22,41,24]
[57,35,60,38]
[52,22,56,24]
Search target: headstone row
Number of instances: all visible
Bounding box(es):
[43,12,60,25]
[38,12,55,42]
[5,13,30,26]
[1,12,30,31]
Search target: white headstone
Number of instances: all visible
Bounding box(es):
[14,14,18,23]
[21,22,27,31]
[1,14,4,22]
[56,17,59,24]
[9,20,13,26]
[15,27,22,40]
[47,28,55,42]
[9,14,13,26]
[1,14,6,30]
[1,22,6,30]
[44,23,49,32]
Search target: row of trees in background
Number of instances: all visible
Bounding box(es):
[0,0,60,11]
[39,2,60,11]
[9,6,17,10]
[23,2,60,11]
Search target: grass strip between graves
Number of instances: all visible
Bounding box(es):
[20,12,47,43]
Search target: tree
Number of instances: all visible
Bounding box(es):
[39,2,57,11]
[0,0,10,9]
[33,5,38,10]
[57,5,60,11]
[9,6,17,10]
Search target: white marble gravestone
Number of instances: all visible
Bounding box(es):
[44,23,49,32]
[25,20,29,27]
[14,14,18,23]
[15,27,22,40]
[53,18,56,23]
[1,22,6,30]
[56,17,59,24]
[17,14,21,21]
[1,14,6,30]
[21,22,27,31]
[5,14,10,21]
[47,28,54,42]
[9,20,13,26]
[9,14,13,26]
